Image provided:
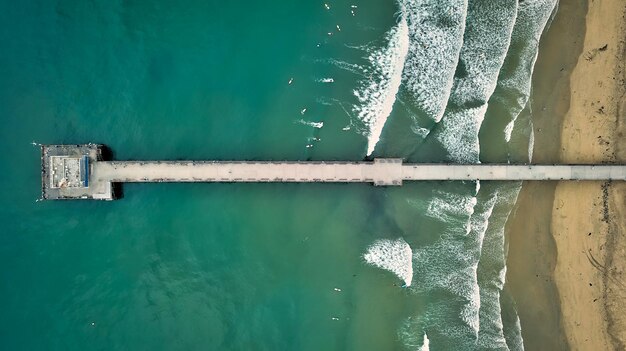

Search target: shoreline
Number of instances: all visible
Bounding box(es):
[552,0,626,348]
[506,0,626,350]
[504,1,588,349]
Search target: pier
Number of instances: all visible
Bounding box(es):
[40,145,626,200]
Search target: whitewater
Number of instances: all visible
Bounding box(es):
[352,14,409,156]
[358,0,559,349]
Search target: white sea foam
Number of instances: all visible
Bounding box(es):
[387,1,553,349]
[413,239,480,336]
[364,238,413,286]
[449,2,519,107]
[415,184,501,341]
[462,192,498,336]
[425,190,477,227]
[296,119,324,128]
[399,317,429,350]
[528,123,535,161]
[412,231,477,302]
[351,15,409,156]
[418,333,430,351]
[324,58,365,76]
[504,119,515,142]
[411,125,430,139]
[317,77,335,83]
[475,182,524,349]
[400,301,486,348]
[398,2,527,348]
[491,0,559,153]
[398,0,468,123]
[434,105,488,163]
[429,1,519,163]
[314,97,365,134]
[503,301,525,351]
[477,288,508,349]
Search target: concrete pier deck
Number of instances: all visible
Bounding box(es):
[93,159,404,186]
[40,145,626,200]
[401,164,626,181]
[94,161,626,183]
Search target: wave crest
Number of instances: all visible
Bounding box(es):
[364,237,413,286]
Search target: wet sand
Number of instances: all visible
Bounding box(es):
[553,0,626,348]
[506,0,626,350]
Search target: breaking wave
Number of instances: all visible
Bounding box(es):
[424,0,519,163]
[419,333,430,351]
[364,237,413,287]
[352,15,409,156]
[484,0,559,159]
[399,0,468,123]
[351,0,558,349]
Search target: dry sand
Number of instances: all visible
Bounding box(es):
[553,0,626,349]
[506,1,626,350]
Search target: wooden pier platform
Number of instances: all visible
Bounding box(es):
[40,145,626,200]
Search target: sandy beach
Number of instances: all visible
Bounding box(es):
[553,0,626,348]
[507,0,626,350]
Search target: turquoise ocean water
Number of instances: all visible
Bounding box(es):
[0,0,558,350]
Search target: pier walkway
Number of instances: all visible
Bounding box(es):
[94,161,626,184]
[40,145,626,200]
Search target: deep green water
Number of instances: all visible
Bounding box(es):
[0,1,410,349]
[0,0,557,350]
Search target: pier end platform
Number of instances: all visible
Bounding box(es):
[40,144,115,200]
